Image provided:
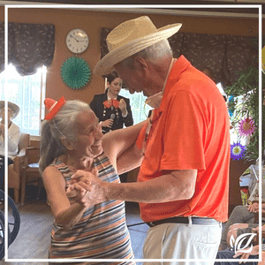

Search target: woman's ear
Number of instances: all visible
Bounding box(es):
[61,138,74,150]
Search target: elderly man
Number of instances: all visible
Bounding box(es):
[74,16,230,264]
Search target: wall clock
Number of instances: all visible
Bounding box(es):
[66,28,89,54]
[61,57,91,89]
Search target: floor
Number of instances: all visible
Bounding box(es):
[0,187,149,265]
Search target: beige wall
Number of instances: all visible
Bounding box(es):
[0,7,260,107]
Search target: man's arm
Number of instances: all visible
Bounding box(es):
[72,168,197,204]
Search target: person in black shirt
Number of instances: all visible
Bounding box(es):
[90,71,133,134]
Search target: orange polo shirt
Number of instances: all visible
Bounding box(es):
[136,56,230,223]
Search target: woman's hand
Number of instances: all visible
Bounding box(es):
[119,99,127,116]
[71,169,107,205]
[101,119,114,128]
[66,179,92,208]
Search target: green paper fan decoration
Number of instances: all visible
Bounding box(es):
[61,57,91,89]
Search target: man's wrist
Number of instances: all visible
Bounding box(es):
[102,181,110,201]
[102,182,122,202]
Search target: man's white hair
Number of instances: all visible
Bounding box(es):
[119,39,173,69]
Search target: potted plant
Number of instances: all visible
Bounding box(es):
[227,66,264,162]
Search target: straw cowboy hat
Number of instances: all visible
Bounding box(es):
[94,16,182,76]
[0,101,20,119]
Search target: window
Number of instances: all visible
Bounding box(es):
[0,64,47,136]
[119,89,152,125]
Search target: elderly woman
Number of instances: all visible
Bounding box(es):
[39,97,144,264]
[0,101,20,190]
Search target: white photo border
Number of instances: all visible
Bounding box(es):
[4,3,263,263]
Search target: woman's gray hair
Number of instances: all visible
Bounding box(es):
[39,100,89,173]
[120,39,173,69]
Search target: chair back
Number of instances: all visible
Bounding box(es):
[18,133,30,153]
[27,145,40,165]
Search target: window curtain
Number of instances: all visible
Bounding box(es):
[225,35,258,84]
[0,22,55,76]
[100,27,258,87]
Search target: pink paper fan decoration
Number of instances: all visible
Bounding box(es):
[238,118,255,136]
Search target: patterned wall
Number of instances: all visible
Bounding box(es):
[100,28,259,88]
[0,22,55,76]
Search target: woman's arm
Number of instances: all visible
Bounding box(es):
[42,166,91,230]
[116,143,143,175]
[102,120,147,172]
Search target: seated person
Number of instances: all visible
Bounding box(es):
[226,203,265,248]
[219,202,265,250]
[215,225,265,265]
[0,101,20,190]
[219,174,265,251]
[39,97,144,263]
[90,71,133,134]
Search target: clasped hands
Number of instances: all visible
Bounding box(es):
[66,169,107,207]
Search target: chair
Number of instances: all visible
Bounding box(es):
[8,133,30,204]
[20,144,42,205]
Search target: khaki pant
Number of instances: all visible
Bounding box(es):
[143,221,222,265]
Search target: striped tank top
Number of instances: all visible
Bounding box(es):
[48,152,135,265]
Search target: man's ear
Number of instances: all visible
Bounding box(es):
[134,56,150,80]
[134,56,148,71]
[61,138,74,150]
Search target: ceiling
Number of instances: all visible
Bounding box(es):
[0,1,264,17]
[1,0,264,3]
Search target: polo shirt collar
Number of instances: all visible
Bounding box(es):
[159,55,191,112]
